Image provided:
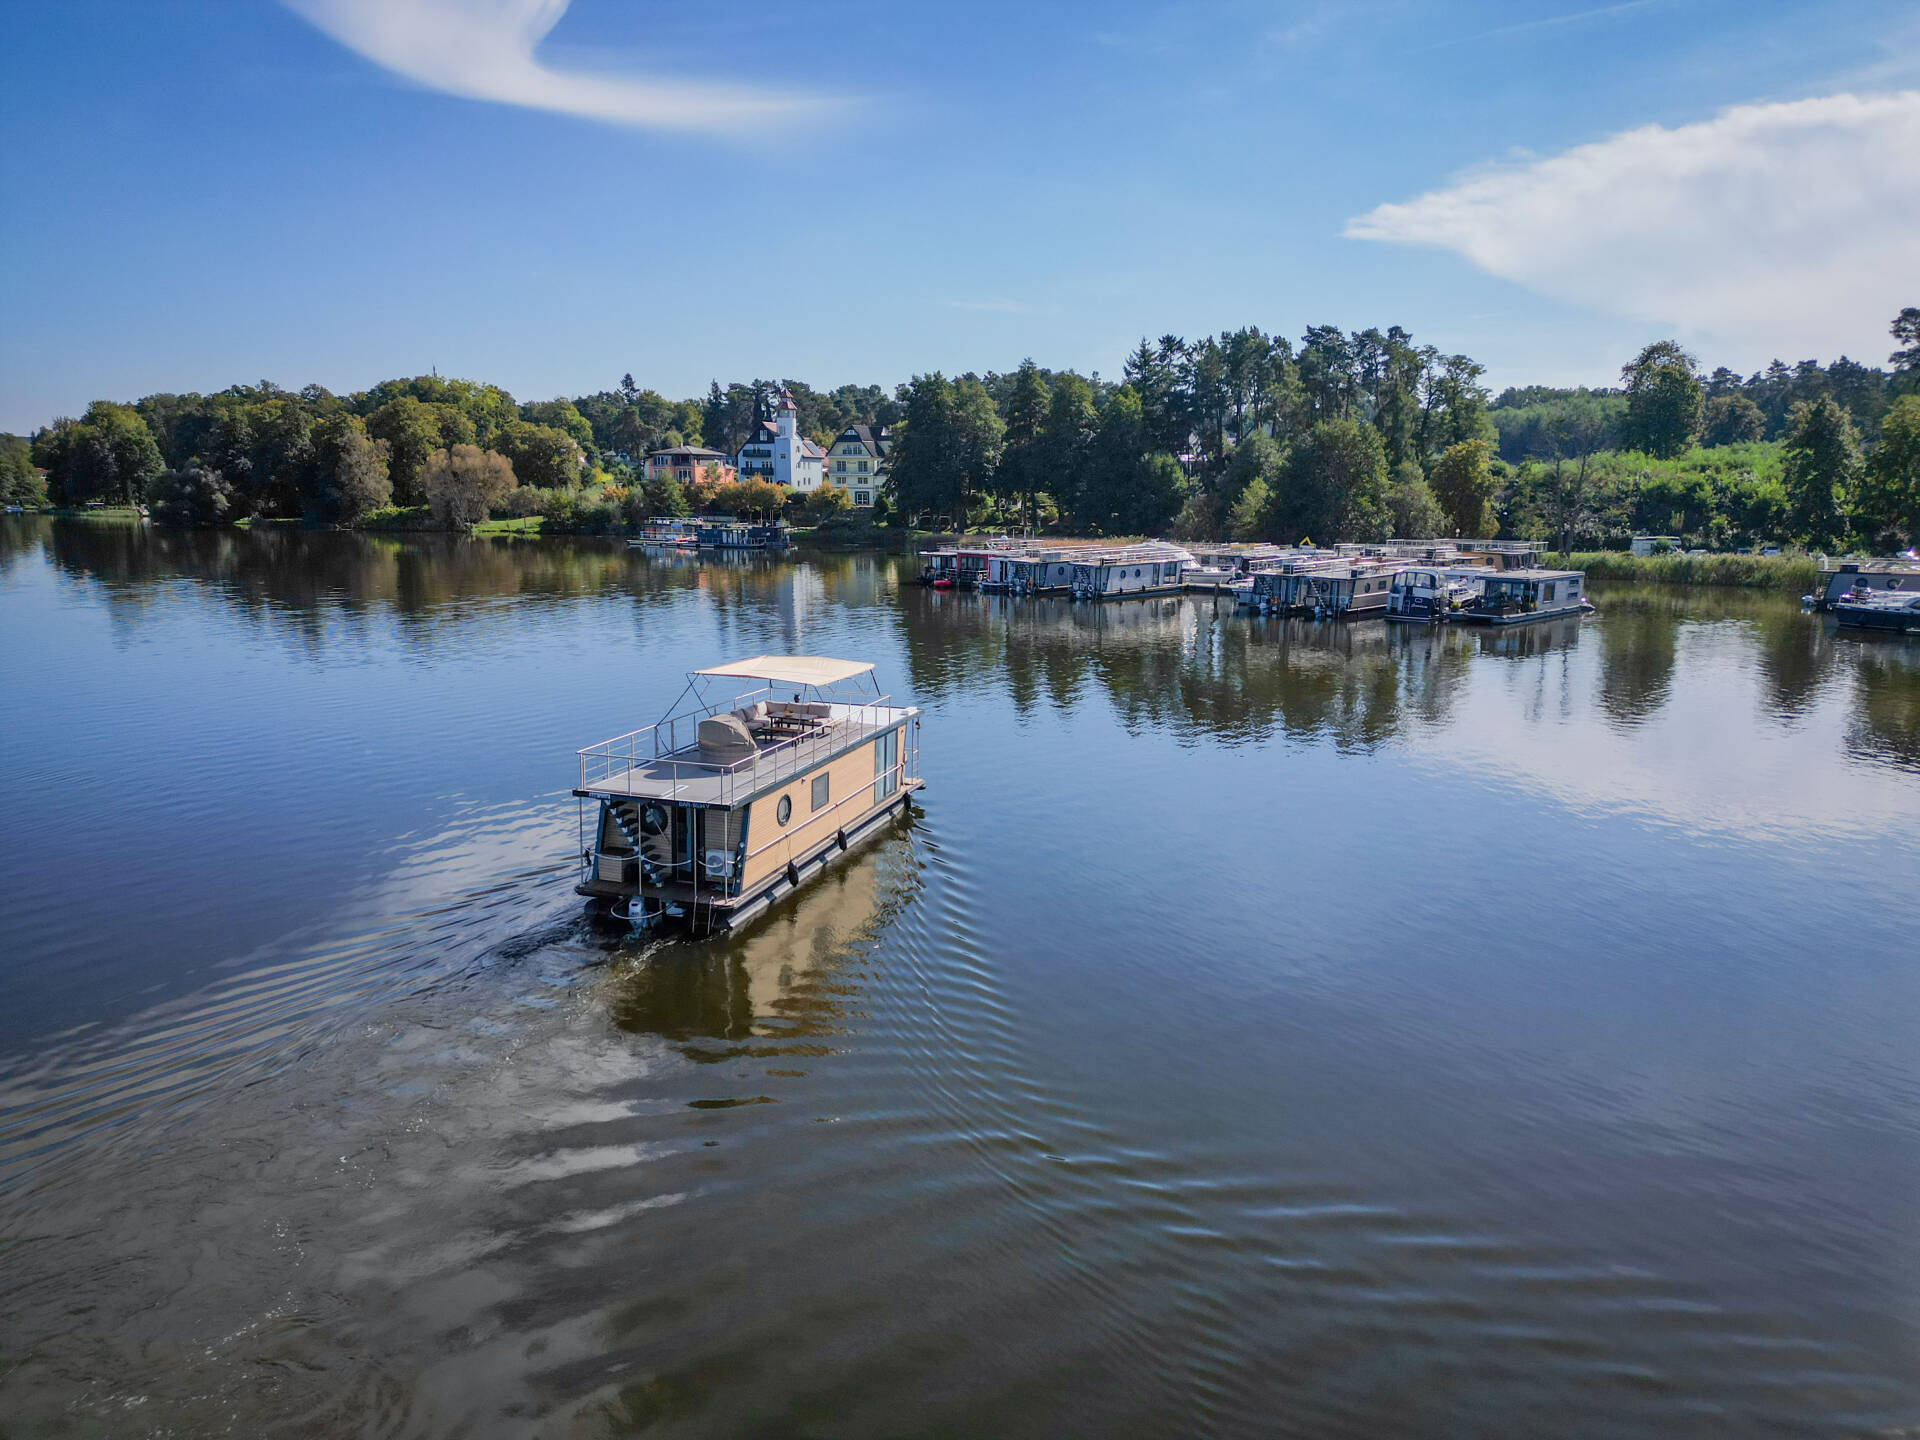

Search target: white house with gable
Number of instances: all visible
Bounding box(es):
[732,389,825,493]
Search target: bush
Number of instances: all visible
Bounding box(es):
[146,464,234,526]
[421,445,516,530]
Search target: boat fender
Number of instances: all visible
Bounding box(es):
[787,861,800,888]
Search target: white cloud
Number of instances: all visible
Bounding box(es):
[284,0,833,133]
[1346,92,1920,367]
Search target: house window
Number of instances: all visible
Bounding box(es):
[811,774,830,812]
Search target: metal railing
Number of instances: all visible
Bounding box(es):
[578,694,913,808]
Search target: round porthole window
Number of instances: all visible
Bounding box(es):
[776,795,792,826]
[640,803,669,836]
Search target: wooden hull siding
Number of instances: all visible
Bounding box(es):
[579,722,917,932]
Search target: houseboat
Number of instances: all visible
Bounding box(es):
[699,520,791,551]
[1809,560,1920,611]
[919,538,1025,589]
[574,656,922,934]
[1455,568,1589,624]
[1385,565,1496,622]
[630,516,701,551]
[1247,564,1399,618]
[1832,588,1920,635]
[1181,543,1291,593]
[1068,542,1195,600]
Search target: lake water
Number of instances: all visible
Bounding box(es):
[2,517,1918,1437]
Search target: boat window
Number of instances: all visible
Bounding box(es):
[1544,583,1556,601]
[811,774,830,812]
[640,803,669,837]
[776,795,792,826]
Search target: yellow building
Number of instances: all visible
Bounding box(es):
[824,425,890,508]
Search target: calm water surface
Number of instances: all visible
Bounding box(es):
[2,517,1918,1437]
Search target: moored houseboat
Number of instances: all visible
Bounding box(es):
[1247,563,1399,618]
[574,656,922,934]
[1809,560,1920,611]
[630,516,701,550]
[1455,568,1589,625]
[1068,542,1195,600]
[699,520,791,551]
[1385,564,1496,622]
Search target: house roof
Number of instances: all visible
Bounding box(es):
[833,424,890,457]
[648,445,727,459]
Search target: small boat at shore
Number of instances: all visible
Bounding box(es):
[1832,589,1920,635]
[1455,569,1591,625]
[574,656,922,935]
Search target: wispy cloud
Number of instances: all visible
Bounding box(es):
[1346,92,1920,365]
[1421,0,1666,51]
[283,0,834,133]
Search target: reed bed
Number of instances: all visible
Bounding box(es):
[1551,551,1819,591]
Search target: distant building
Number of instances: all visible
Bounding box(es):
[644,445,733,488]
[825,424,891,508]
[733,390,825,492]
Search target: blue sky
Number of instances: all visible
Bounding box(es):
[2,0,1917,432]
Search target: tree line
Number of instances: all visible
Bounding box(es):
[7,308,1916,549]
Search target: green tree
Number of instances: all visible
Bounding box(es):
[1859,394,1920,548]
[1221,437,1282,526]
[492,420,586,490]
[420,445,516,530]
[1034,373,1097,522]
[1891,306,1920,388]
[521,398,596,457]
[640,470,690,518]
[806,485,853,519]
[1078,387,1188,534]
[1621,341,1704,458]
[368,397,474,505]
[1276,419,1389,542]
[34,401,163,507]
[1384,460,1445,538]
[302,414,391,524]
[0,434,47,507]
[146,464,234,526]
[998,360,1051,527]
[1703,393,1766,447]
[1429,437,1497,537]
[887,374,955,522]
[1781,397,1861,547]
[1227,475,1272,540]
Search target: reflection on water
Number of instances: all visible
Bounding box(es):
[2,516,1919,1436]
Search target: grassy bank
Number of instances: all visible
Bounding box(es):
[1553,551,1818,591]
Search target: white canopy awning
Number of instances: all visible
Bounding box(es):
[693,655,876,689]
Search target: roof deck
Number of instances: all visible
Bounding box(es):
[575,656,915,809]
[579,701,914,808]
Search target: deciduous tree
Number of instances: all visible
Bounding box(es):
[1621,341,1704,458]
[1702,393,1766,447]
[420,445,516,530]
[1429,437,1497,537]
[1859,394,1920,548]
